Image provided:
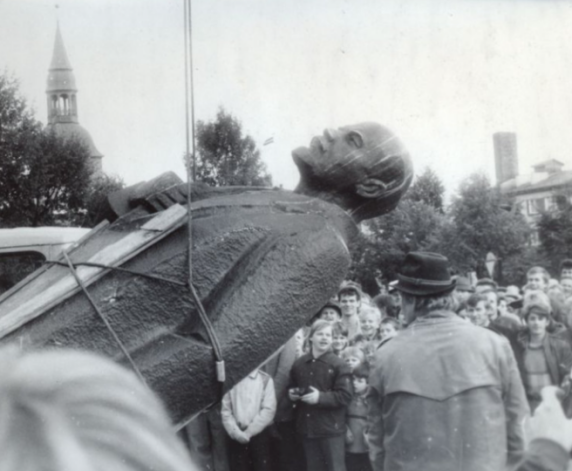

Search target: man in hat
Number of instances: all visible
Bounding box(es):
[367,252,528,471]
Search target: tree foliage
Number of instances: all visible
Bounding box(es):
[190,108,272,187]
[537,204,572,272]
[0,71,94,227]
[405,166,445,212]
[76,173,125,228]
[350,172,532,293]
[349,199,449,293]
[448,173,530,276]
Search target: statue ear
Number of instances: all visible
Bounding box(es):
[355,178,389,198]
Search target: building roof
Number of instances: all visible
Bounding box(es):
[532,158,564,170]
[46,23,77,93]
[47,122,103,158]
[501,169,572,196]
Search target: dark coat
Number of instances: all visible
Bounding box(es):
[368,310,529,471]
[289,351,352,438]
[513,331,572,398]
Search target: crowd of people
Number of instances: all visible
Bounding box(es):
[188,255,572,471]
[2,253,572,471]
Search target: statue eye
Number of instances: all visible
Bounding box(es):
[348,132,364,148]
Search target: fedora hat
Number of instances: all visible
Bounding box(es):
[395,252,456,296]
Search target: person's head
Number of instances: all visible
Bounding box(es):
[475,278,497,294]
[481,289,498,319]
[497,294,508,317]
[522,294,552,339]
[505,285,521,303]
[359,307,382,340]
[527,266,550,292]
[351,363,370,395]
[292,122,413,222]
[394,252,456,325]
[466,293,489,327]
[338,286,361,317]
[341,346,365,371]
[308,320,333,355]
[318,300,342,322]
[561,276,572,298]
[560,259,572,279]
[350,333,367,350]
[380,317,400,340]
[0,347,196,471]
[331,321,349,354]
[454,276,474,303]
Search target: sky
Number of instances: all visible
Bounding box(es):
[2,0,572,198]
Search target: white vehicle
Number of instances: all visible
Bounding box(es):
[0,227,89,295]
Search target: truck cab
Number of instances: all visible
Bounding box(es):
[0,227,89,295]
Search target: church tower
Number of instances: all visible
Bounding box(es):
[46,23,103,174]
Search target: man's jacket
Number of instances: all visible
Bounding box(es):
[367,311,529,471]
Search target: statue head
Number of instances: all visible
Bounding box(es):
[292,122,413,221]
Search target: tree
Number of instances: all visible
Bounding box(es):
[537,203,572,272]
[406,166,445,212]
[0,71,93,227]
[76,173,125,228]
[189,108,272,187]
[349,198,449,293]
[448,173,530,279]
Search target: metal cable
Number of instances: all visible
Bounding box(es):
[61,251,147,384]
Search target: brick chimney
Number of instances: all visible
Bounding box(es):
[493,132,518,185]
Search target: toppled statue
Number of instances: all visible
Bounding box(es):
[0,122,412,425]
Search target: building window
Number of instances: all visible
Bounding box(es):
[528,198,546,215]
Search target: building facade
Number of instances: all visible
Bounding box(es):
[495,133,572,244]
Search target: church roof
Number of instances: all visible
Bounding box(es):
[47,24,77,92]
[47,122,103,158]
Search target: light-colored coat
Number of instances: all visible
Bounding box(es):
[367,310,529,471]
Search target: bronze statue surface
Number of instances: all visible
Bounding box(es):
[0,122,412,425]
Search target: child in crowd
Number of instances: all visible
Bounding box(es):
[561,276,572,303]
[221,368,277,471]
[289,319,352,471]
[342,346,365,372]
[526,266,550,293]
[350,333,367,349]
[332,321,349,356]
[359,306,383,342]
[345,364,372,471]
[466,293,490,327]
[318,300,343,323]
[379,317,400,342]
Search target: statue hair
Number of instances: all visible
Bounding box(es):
[0,347,196,471]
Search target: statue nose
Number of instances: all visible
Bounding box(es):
[324,128,337,141]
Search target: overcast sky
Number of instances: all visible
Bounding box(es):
[2,0,572,197]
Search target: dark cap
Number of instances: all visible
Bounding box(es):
[320,300,342,316]
[395,252,456,296]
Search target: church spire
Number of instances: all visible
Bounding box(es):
[49,22,73,71]
[46,22,78,124]
[46,22,103,174]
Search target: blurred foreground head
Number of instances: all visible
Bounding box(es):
[293,122,413,222]
[0,347,196,471]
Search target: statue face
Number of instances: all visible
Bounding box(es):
[293,121,412,221]
[292,122,402,189]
